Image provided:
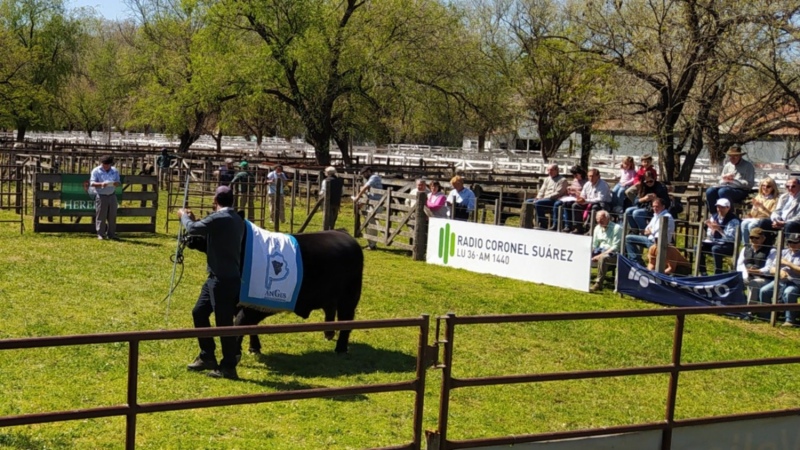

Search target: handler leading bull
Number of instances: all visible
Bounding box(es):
[178,185,245,380]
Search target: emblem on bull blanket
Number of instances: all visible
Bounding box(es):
[266,253,290,290]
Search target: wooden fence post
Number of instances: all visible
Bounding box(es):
[520,203,534,229]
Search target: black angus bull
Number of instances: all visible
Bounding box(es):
[186,226,363,354]
[470,184,526,225]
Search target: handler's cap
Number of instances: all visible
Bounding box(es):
[750,227,764,238]
[224,158,233,164]
[215,185,232,196]
[239,161,248,168]
[715,198,731,208]
[360,166,372,175]
[788,233,800,244]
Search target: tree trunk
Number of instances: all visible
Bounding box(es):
[308,133,332,166]
[178,129,199,153]
[334,131,353,167]
[15,120,28,142]
[579,125,592,169]
[477,133,486,152]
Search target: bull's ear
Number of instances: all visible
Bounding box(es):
[237,210,245,219]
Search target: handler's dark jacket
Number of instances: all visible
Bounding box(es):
[181,206,244,279]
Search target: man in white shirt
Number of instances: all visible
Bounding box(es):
[624,198,674,265]
[569,168,611,235]
[405,179,430,207]
[532,164,568,229]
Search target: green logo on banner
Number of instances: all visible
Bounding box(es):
[438,223,456,264]
[60,174,123,211]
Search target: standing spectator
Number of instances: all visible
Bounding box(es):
[446,175,476,221]
[698,198,740,275]
[552,165,587,231]
[155,148,176,189]
[740,177,779,244]
[757,177,800,240]
[568,168,611,235]
[426,181,448,219]
[215,158,235,186]
[266,164,289,224]
[89,155,121,240]
[319,166,343,229]
[589,210,622,292]
[647,242,692,276]
[625,198,674,265]
[705,146,756,215]
[611,156,636,214]
[623,172,671,233]
[737,227,772,304]
[178,186,245,379]
[406,178,430,207]
[758,234,800,327]
[531,164,568,229]
[230,161,256,219]
[625,155,657,204]
[353,166,384,249]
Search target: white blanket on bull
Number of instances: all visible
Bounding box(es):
[239,221,303,312]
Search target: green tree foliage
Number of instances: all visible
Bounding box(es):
[0,0,82,141]
[56,17,138,138]
[127,0,240,152]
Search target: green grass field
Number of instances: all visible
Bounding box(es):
[1,200,799,450]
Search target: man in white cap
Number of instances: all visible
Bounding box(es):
[697,198,740,275]
[705,146,755,214]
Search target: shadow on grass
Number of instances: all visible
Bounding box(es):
[252,343,416,378]
[0,432,71,450]
[238,378,370,401]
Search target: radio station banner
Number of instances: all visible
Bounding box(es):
[427,218,591,291]
[60,174,123,212]
[616,254,746,312]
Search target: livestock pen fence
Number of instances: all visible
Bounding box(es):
[2,305,800,449]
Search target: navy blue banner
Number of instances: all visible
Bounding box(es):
[616,254,746,312]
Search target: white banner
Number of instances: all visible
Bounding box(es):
[426,218,591,292]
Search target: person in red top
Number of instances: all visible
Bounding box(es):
[625,154,657,205]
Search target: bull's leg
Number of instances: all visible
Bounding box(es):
[334,302,356,354]
[323,305,336,341]
[235,308,272,354]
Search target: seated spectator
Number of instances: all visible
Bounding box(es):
[589,210,622,292]
[625,154,657,204]
[647,241,692,276]
[705,146,756,215]
[625,198,674,265]
[698,198,740,275]
[447,176,476,221]
[623,172,671,233]
[611,156,636,214]
[530,164,568,229]
[567,168,610,235]
[406,178,430,208]
[757,177,800,241]
[736,227,772,304]
[426,181,448,219]
[552,165,587,231]
[758,233,800,327]
[740,177,779,244]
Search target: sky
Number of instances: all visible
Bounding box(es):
[68,0,132,20]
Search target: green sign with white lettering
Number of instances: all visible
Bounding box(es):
[60,174,123,211]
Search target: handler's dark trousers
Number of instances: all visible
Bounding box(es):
[192,275,241,369]
[95,194,118,237]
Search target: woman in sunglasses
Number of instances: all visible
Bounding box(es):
[740,177,779,244]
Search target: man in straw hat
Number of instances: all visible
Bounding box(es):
[705,145,755,215]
